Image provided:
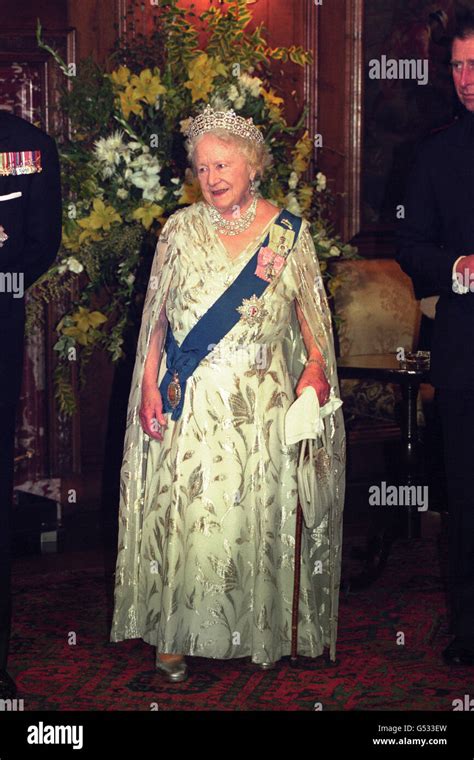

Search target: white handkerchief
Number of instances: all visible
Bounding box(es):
[285,386,343,445]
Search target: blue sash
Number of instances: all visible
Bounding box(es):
[158,208,303,420]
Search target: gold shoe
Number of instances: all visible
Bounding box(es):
[258,661,276,670]
[156,657,188,683]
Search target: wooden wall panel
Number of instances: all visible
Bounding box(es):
[315,0,363,241]
[67,0,117,62]
[256,0,306,125]
[236,0,362,240]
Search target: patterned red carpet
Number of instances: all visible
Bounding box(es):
[8,533,473,711]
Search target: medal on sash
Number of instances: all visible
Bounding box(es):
[255,225,296,283]
[167,370,182,409]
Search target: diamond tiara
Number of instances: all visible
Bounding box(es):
[184,104,265,145]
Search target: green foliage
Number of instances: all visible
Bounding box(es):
[54,362,77,416]
[60,59,116,142]
[159,1,200,69]
[201,0,312,69]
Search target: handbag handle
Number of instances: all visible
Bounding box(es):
[298,437,309,468]
[319,417,333,458]
[298,418,333,469]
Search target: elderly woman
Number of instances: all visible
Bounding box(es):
[110,105,346,682]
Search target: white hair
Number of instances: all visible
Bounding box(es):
[185,128,273,179]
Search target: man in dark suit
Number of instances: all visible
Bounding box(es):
[0,110,62,697]
[397,12,474,666]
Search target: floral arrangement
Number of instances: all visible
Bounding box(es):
[32,0,356,415]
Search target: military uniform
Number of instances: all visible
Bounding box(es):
[0,111,62,694]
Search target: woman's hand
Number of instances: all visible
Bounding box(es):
[139,382,168,441]
[296,361,331,407]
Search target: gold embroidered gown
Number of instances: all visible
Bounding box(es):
[110,199,346,664]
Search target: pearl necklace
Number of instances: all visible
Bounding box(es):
[208,195,258,236]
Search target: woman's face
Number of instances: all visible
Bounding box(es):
[194,133,255,215]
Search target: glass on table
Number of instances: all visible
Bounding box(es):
[398,350,430,372]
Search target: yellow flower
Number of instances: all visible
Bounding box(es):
[261,87,284,108]
[74,306,107,331]
[177,176,202,205]
[261,87,285,123]
[109,65,131,89]
[132,203,165,229]
[78,199,121,233]
[292,130,312,174]
[62,227,81,252]
[184,53,226,102]
[298,184,313,212]
[118,86,144,119]
[62,307,107,346]
[130,68,166,106]
[78,228,103,245]
[179,117,193,135]
[62,325,90,346]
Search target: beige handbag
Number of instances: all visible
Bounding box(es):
[285,386,342,530]
[297,421,334,529]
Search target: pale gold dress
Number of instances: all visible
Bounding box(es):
[110,199,346,664]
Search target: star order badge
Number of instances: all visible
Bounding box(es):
[236,294,268,325]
